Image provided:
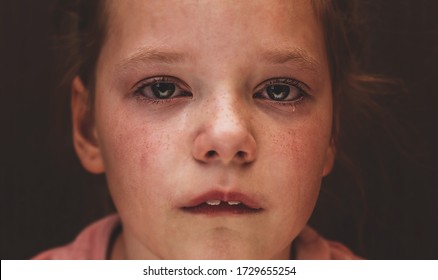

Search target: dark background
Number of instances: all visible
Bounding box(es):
[1,1,437,259]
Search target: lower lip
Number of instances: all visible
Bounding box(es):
[182,203,262,215]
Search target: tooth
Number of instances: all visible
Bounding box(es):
[206,200,221,206]
[227,201,241,205]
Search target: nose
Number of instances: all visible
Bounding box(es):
[192,97,257,165]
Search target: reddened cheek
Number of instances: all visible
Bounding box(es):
[71,76,105,174]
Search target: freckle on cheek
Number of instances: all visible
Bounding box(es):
[109,126,150,165]
[270,130,298,157]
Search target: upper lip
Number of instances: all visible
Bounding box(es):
[182,190,263,210]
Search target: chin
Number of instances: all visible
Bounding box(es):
[170,241,285,260]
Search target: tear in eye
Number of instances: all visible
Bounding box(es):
[151,82,176,99]
[266,84,290,101]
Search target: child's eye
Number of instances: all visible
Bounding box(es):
[151,82,176,99]
[253,78,308,103]
[134,76,192,101]
[266,84,292,101]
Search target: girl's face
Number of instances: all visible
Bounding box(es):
[74,0,334,259]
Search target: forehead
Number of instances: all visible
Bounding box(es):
[100,0,327,77]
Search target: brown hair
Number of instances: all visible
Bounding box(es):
[311,1,407,256]
[54,0,107,104]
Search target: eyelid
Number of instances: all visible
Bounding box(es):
[255,77,310,94]
[253,77,311,104]
[131,75,190,93]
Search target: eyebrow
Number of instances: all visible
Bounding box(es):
[117,47,189,70]
[117,46,321,74]
[261,48,321,74]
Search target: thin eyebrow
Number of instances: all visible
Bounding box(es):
[117,47,321,75]
[261,48,321,74]
[117,47,189,70]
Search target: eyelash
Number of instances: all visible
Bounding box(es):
[132,76,309,107]
[253,78,309,107]
[132,76,192,104]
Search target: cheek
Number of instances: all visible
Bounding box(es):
[260,112,332,218]
[264,118,331,182]
[264,129,325,200]
[95,108,177,212]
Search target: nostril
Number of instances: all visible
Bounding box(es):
[206,150,217,158]
[236,151,246,158]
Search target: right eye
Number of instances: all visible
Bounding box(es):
[134,76,192,100]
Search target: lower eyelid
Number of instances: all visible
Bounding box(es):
[253,87,304,101]
[254,93,308,112]
[279,95,305,105]
[133,93,188,106]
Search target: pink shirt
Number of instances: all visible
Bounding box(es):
[33,215,361,260]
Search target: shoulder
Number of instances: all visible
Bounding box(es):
[294,226,362,260]
[32,215,120,260]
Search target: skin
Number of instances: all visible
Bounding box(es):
[72,0,335,259]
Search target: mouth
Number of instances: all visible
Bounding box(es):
[181,191,263,215]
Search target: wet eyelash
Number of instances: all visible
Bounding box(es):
[266,78,309,93]
[254,77,311,105]
[133,76,171,94]
[275,95,306,107]
[132,76,191,104]
[135,97,169,105]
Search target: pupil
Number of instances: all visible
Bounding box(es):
[267,85,290,100]
[152,83,175,98]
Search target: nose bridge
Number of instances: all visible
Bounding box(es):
[210,90,247,133]
[192,87,257,165]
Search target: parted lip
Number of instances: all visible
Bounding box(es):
[182,190,263,210]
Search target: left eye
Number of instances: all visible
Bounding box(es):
[266,84,291,101]
[134,77,192,100]
[151,82,176,99]
[254,79,307,102]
